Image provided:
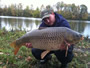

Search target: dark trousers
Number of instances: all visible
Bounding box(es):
[31,45,74,64]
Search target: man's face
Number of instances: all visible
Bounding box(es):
[43,13,55,26]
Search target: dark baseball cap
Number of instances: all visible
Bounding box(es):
[41,8,54,20]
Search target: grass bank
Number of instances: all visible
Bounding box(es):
[0,30,90,68]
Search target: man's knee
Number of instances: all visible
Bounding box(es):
[64,52,74,63]
[54,50,74,64]
[31,48,44,60]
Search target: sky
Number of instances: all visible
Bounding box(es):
[0,0,90,12]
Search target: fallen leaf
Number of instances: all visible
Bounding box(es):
[74,53,78,57]
[18,55,22,59]
[84,54,87,57]
[80,54,82,57]
[25,56,32,62]
[0,52,4,55]
[0,62,3,64]
[3,65,6,68]
[87,62,90,65]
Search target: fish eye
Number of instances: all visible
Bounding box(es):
[79,34,83,37]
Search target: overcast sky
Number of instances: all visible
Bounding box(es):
[0,0,90,12]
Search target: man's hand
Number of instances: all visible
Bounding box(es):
[25,43,32,48]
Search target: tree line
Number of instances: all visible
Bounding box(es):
[0,1,89,20]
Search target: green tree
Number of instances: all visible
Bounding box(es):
[32,7,40,18]
[56,2,60,11]
[7,4,17,16]
[10,4,17,16]
[17,3,23,16]
[23,6,31,17]
[56,2,64,12]
[7,7,12,16]
[62,4,72,19]
[0,0,3,15]
[46,5,51,9]
[70,4,80,19]
[0,7,3,15]
[80,4,88,19]
[40,4,45,11]
[3,6,8,16]
[29,4,34,17]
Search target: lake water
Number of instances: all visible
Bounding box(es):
[0,16,90,38]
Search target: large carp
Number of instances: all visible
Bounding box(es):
[10,27,84,59]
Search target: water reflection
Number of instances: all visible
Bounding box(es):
[83,24,90,37]
[0,16,90,38]
[69,21,86,33]
[69,20,90,38]
[0,17,40,31]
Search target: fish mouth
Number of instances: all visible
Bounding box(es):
[80,36,84,40]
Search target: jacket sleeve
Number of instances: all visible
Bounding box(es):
[59,16,71,28]
[39,21,47,27]
[61,20,71,28]
[55,13,71,28]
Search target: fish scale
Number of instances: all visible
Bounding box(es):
[29,28,66,50]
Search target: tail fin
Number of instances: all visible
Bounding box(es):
[10,41,16,48]
[10,41,21,55]
[14,46,20,55]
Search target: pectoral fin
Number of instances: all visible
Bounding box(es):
[41,50,50,59]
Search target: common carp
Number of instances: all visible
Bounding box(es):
[10,27,84,58]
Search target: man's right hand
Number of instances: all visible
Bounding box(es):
[25,43,32,48]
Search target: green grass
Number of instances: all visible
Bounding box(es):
[0,29,90,68]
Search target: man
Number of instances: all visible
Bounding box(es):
[26,8,74,68]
